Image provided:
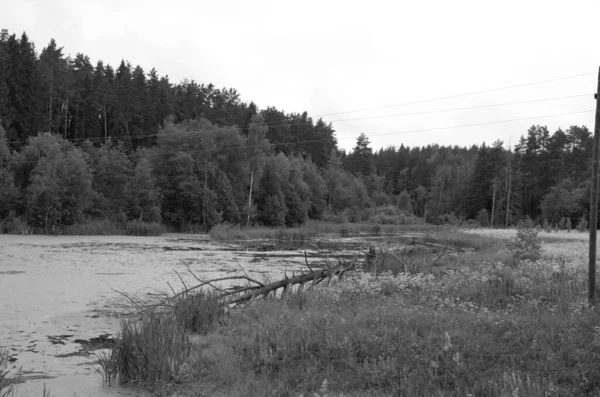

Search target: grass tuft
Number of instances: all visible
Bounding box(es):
[113,311,191,392]
[171,289,228,334]
[0,348,20,397]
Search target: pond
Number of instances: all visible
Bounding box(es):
[0,232,418,396]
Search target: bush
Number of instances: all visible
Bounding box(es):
[543,218,551,233]
[508,218,542,264]
[558,217,567,230]
[0,212,31,234]
[439,213,461,226]
[366,205,416,225]
[463,219,480,229]
[321,211,349,224]
[62,219,118,235]
[476,208,489,227]
[347,206,363,223]
[577,217,588,232]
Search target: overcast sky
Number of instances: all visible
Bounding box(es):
[2,0,599,151]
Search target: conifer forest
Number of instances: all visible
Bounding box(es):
[0,30,595,233]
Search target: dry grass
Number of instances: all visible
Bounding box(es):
[209,221,432,242]
[62,219,166,236]
[464,227,588,242]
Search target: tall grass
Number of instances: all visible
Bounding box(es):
[123,219,166,236]
[171,289,227,334]
[99,288,226,392]
[183,277,598,396]
[101,230,600,396]
[0,348,19,397]
[62,219,166,236]
[112,312,191,392]
[209,221,432,242]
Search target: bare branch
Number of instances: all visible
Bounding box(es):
[432,241,449,267]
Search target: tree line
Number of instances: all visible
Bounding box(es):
[0,30,337,166]
[0,30,595,232]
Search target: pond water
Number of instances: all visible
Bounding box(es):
[0,233,415,396]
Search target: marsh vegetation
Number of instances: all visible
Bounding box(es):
[86,223,600,397]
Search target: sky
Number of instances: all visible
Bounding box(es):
[1,0,599,152]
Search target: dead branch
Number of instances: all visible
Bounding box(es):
[169,275,265,300]
[112,257,358,315]
[173,269,189,293]
[431,241,449,266]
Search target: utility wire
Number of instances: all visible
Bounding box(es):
[318,71,596,117]
[5,109,594,165]
[327,93,592,123]
[6,92,593,147]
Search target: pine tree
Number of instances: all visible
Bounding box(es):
[38,38,68,134]
[0,30,12,132]
[6,33,43,141]
[346,133,375,176]
[0,124,18,218]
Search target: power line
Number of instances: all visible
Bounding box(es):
[328,93,592,123]
[6,92,593,147]
[365,109,594,139]
[319,72,596,117]
[5,108,594,165]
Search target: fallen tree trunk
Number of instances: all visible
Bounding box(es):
[113,255,360,312]
[221,259,357,306]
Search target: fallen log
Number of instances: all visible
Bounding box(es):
[112,255,360,312]
[222,259,357,306]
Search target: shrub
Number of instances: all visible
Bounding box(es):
[508,218,542,264]
[321,211,349,224]
[367,205,415,225]
[476,208,489,227]
[543,218,551,233]
[62,219,118,235]
[439,213,460,225]
[558,217,567,230]
[0,212,31,234]
[347,206,363,223]
[577,217,588,232]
